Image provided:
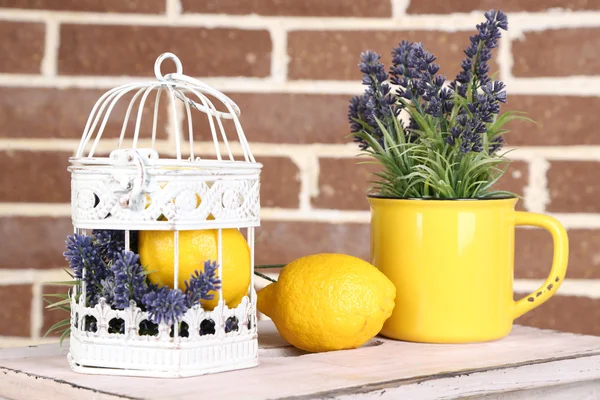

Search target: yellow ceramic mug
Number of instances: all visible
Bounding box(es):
[368,196,569,343]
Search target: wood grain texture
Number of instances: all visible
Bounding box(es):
[1,322,600,399]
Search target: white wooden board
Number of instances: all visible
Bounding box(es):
[1,322,600,400]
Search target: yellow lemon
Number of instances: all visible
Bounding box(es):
[258,253,396,353]
[139,229,250,309]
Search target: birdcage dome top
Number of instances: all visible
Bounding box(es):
[68,53,261,230]
[71,52,261,171]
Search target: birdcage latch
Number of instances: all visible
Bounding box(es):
[109,149,158,211]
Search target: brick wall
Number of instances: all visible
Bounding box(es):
[0,0,599,346]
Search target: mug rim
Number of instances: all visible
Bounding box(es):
[367,194,517,201]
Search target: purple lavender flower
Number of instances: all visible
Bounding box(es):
[390,41,452,122]
[490,136,505,154]
[94,230,139,262]
[64,234,97,279]
[143,286,189,325]
[63,234,107,304]
[99,276,116,304]
[348,50,398,149]
[184,260,222,307]
[454,9,508,93]
[225,316,239,333]
[111,251,148,309]
[94,230,125,264]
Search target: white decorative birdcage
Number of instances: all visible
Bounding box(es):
[66,53,261,377]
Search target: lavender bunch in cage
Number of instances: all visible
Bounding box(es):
[94,230,125,264]
[185,260,222,307]
[111,251,148,309]
[143,286,189,325]
[347,9,527,199]
[63,234,108,304]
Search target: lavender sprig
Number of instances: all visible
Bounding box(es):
[454,9,508,95]
[349,50,398,150]
[111,251,148,309]
[184,260,222,307]
[63,234,107,304]
[390,41,453,130]
[63,234,97,279]
[142,286,189,325]
[94,230,125,264]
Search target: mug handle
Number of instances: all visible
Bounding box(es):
[513,212,569,319]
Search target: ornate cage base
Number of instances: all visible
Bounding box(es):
[67,295,258,378]
[68,336,258,378]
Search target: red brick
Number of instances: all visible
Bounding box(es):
[408,0,600,14]
[193,94,600,147]
[0,217,73,269]
[182,0,391,17]
[513,29,600,77]
[516,296,600,336]
[0,151,70,203]
[258,157,300,208]
[0,285,32,337]
[0,87,169,140]
[515,229,600,279]
[288,30,484,81]
[255,221,369,265]
[0,21,45,74]
[312,158,378,210]
[547,161,600,213]
[42,285,71,338]
[59,25,271,77]
[504,96,600,146]
[191,92,351,144]
[495,160,528,210]
[0,0,165,13]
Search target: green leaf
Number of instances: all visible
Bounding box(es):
[254,271,276,283]
[43,293,70,299]
[46,280,80,286]
[44,318,71,337]
[255,264,286,269]
[59,328,71,347]
[45,298,72,309]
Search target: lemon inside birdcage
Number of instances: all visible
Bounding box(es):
[139,228,250,310]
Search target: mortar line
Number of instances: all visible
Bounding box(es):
[391,0,411,18]
[0,204,598,228]
[2,139,600,161]
[30,282,43,340]
[0,269,68,285]
[1,266,598,299]
[498,34,513,83]
[524,158,550,213]
[2,74,600,96]
[1,9,600,30]
[285,153,320,211]
[514,279,600,299]
[40,19,59,77]
[165,0,182,20]
[269,24,288,83]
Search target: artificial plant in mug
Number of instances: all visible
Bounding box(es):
[349,10,569,343]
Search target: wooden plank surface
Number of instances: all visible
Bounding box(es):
[1,322,600,400]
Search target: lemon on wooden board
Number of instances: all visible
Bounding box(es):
[139,229,250,309]
[257,253,396,353]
